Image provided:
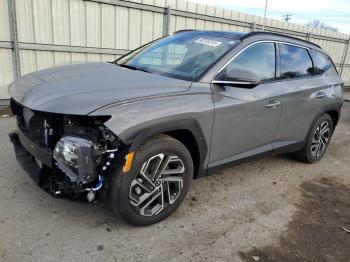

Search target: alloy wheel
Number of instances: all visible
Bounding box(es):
[129,153,185,216]
[310,120,331,158]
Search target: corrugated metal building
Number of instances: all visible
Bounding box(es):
[0,0,349,102]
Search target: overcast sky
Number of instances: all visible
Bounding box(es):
[190,0,350,35]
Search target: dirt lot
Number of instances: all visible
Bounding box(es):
[0,93,349,262]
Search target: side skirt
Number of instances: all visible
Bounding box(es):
[200,141,304,178]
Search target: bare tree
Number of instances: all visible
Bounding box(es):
[306,20,338,32]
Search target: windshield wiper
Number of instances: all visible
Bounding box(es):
[117,64,151,73]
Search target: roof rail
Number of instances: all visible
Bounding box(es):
[241,31,321,49]
[173,29,198,34]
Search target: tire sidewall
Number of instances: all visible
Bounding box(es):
[115,138,193,226]
[305,114,333,162]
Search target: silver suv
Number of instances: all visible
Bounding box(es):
[9,30,343,225]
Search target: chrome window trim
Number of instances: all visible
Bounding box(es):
[279,41,310,50]
[211,40,310,83]
[211,80,253,85]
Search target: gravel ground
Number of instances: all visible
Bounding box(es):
[0,93,349,262]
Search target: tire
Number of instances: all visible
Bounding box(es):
[295,113,333,163]
[108,134,193,226]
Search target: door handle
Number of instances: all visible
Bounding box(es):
[265,100,281,108]
[315,92,327,99]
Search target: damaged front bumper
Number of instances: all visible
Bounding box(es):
[10,129,48,185]
[9,129,119,202]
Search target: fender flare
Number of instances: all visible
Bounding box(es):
[304,103,342,142]
[126,119,209,178]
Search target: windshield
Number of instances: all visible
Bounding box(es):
[116,33,239,81]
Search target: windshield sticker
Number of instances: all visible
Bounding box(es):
[194,38,222,47]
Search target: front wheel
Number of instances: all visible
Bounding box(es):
[295,113,333,163]
[108,135,193,226]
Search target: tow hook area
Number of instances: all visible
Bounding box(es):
[84,148,118,203]
[9,128,122,203]
[55,148,119,203]
[9,130,19,144]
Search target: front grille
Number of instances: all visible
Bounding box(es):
[15,104,44,146]
[28,118,41,138]
[28,113,45,144]
[11,99,59,149]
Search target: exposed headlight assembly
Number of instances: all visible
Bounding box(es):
[53,136,97,184]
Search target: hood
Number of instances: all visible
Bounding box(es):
[9,62,191,115]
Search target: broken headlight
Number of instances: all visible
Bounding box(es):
[53,136,97,184]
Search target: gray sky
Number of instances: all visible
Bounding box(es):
[190,0,350,35]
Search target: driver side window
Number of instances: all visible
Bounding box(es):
[222,42,276,83]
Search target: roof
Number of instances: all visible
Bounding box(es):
[174,30,246,39]
[174,30,321,49]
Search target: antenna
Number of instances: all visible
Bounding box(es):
[282,14,292,22]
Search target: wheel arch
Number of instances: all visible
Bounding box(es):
[325,109,340,129]
[127,119,208,178]
[304,104,342,143]
[164,129,201,179]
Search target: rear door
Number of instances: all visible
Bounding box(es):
[275,43,342,147]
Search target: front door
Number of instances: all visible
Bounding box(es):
[209,42,283,167]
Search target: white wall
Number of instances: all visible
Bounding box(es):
[0,0,349,100]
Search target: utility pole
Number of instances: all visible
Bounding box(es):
[283,14,292,22]
[262,0,268,31]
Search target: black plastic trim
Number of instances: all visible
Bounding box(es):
[9,130,43,184]
[15,128,53,168]
[304,104,343,140]
[127,119,208,178]
[207,150,272,176]
[206,141,304,177]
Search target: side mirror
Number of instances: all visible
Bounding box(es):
[213,68,261,87]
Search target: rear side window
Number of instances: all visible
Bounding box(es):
[309,49,335,75]
[280,44,314,79]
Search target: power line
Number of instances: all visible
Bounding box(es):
[283,14,292,22]
[262,0,268,31]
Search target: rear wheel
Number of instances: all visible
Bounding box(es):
[295,113,333,163]
[108,134,193,226]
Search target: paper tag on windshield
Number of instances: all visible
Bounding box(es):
[194,38,222,47]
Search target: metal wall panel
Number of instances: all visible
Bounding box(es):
[36,50,54,70]
[32,0,53,44]
[0,49,13,99]
[19,50,36,76]
[0,0,10,41]
[71,52,87,63]
[52,0,70,45]
[16,0,35,43]
[54,51,71,66]
[345,47,350,65]
[128,9,142,49]
[0,0,350,100]
[115,6,129,50]
[141,10,154,45]
[153,13,164,38]
[101,54,117,61]
[86,1,101,47]
[70,0,86,46]
[86,53,100,62]
[101,4,116,48]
